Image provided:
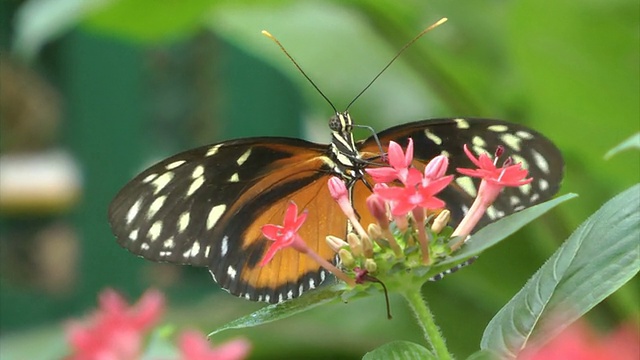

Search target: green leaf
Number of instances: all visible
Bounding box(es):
[208,283,343,336]
[362,341,435,360]
[480,184,640,359]
[466,350,498,360]
[604,133,640,159]
[439,193,577,267]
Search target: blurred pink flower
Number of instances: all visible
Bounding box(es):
[178,330,251,360]
[66,288,164,360]
[519,320,639,360]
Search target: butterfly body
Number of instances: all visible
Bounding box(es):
[108,115,563,303]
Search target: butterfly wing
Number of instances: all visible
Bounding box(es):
[356,118,564,227]
[108,137,345,303]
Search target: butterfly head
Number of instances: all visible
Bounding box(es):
[329,111,353,134]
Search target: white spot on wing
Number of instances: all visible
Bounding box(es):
[221,236,229,257]
[151,172,174,194]
[539,179,549,191]
[148,195,167,218]
[148,221,163,241]
[141,242,149,250]
[165,160,186,170]
[192,165,205,178]
[204,245,211,258]
[440,150,450,157]
[424,130,443,145]
[187,177,204,196]
[511,154,529,170]
[190,241,200,256]
[456,176,477,198]
[178,212,190,232]
[488,124,508,132]
[206,144,222,157]
[519,183,532,195]
[236,148,252,166]
[472,146,490,157]
[531,149,550,174]
[228,173,240,182]
[127,199,142,224]
[142,173,157,183]
[509,195,521,206]
[207,204,226,230]
[163,237,175,249]
[227,266,237,279]
[454,118,470,129]
[129,229,139,241]
[486,206,498,220]
[516,131,533,139]
[472,136,486,148]
[500,133,522,151]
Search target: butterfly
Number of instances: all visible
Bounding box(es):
[108,111,564,303]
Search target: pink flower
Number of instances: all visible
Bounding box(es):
[457,144,532,206]
[66,288,165,360]
[366,139,422,185]
[423,155,449,183]
[260,202,308,266]
[178,330,251,360]
[452,145,534,240]
[374,175,453,217]
[519,320,639,360]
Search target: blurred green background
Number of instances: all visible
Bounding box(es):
[0,0,638,359]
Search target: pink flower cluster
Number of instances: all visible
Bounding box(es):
[519,320,639,360]
[258,138,533,276]
[66,288,250,360]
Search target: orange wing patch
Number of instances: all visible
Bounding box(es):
[216,154,348,302]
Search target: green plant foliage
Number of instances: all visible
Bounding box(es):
[481,184,640,359]
[443,194,577,266]
[208,283,344,336]
[605,133,640,159]
[363,340,435,360]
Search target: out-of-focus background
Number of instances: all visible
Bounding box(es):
[0,1,638,359]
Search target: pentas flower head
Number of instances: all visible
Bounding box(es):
[366,139,422,185]
[457,144,532,204]
[260,202,308,266]
[260,200,356,286]
[66,288,165,360]
[451,144,535,240]
[178,330,251,360]
[373,175,453,217]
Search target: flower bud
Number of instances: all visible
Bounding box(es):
[424,155,449,180]
[361,234,374,258]
[347,233,362,257]
[364,258,377,273]
[366,194,389,229]
[431,209,450,234]
[325,235,348,253]
[338,248,355,268]
[367,223,386,248]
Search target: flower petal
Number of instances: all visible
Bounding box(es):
[261,224,282,241]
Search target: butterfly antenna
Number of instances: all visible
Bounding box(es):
[346,17,448,111]
[262,30,338,113]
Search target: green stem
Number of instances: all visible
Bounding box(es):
[403,286,452,359]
